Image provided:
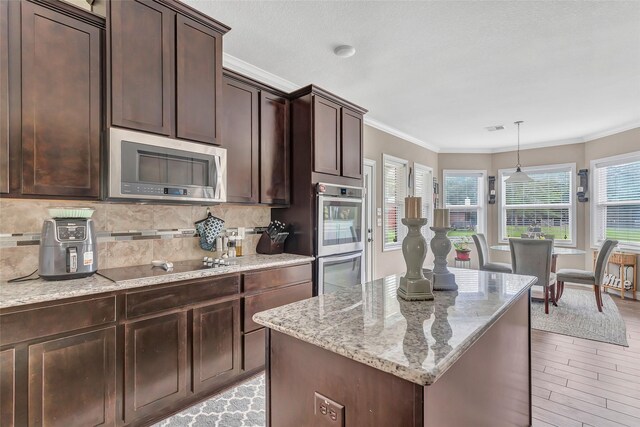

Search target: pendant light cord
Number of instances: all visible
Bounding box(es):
[515,120,523,168]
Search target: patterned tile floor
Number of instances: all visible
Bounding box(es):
[153,374,265,427]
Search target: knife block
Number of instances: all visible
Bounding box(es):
[256,232,285,255]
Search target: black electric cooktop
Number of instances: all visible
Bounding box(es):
[98,260,234,282]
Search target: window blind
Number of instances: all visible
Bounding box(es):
[500,165,574,244]
[592,154,640,249]
[414,164,433,239]
[383,156,408,249]
[443,171,485,237]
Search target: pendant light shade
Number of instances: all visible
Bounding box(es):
[505,121,533,183]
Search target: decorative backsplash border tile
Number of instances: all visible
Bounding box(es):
[0,226,268,248]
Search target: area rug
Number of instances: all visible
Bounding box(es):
[531,287,628,347]
[153,374,265,427]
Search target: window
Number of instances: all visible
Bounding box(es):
[499,163,576,246]
[591,152,640,251]
[443,170,486,238]
[383,155,408,250]
[414,163,434,240]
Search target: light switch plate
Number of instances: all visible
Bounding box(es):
[377,208,382,216]
[377,218,382,227]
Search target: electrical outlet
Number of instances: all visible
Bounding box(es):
[314,392,345,426]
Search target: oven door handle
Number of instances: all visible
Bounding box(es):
[319,252,364,264]
[318,195,364,203]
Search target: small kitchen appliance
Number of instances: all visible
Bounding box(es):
[39,217,98,280]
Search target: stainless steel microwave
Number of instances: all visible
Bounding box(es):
[108,128,226,203]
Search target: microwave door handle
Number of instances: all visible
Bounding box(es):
[214,155,223,199]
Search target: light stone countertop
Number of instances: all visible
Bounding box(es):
[0,254,314,309]
[253,268,536,386]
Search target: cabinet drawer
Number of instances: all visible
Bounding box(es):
[243,328,265,372]
[243,263,312,293]
[126,275,240,319]
[243,282,312,333]
[0,296,116,345]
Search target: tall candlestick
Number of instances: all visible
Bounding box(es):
[405,196,421,219]
[434,209,450,228]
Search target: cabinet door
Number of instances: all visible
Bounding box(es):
[341,108,363,179]
[260,91,290,205]
[222,76,259,203]
[20,1,101,197]
[0,348,15,427]
[176,15,222,144]
[313,95,341,176]
[110,0,174,135]
[0,0,8,194]
[193,299,240,393]
[28,328,116,427]
[124,312,187,422]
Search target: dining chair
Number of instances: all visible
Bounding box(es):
[509,238,556,314]
[556,239,618,313]
[472,233,512,273]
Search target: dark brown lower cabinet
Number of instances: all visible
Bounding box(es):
[28,327,116,427]
[124,312,187,423]
[193,299,241,393]
[0,348,15,427]
[243,328,266,372]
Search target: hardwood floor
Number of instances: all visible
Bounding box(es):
[532,293,640,427]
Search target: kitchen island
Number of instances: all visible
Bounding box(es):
[254,268,536,427]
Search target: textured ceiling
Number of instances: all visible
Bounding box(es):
[185,0,640,152]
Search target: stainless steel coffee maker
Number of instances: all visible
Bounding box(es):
[39,218,98,280]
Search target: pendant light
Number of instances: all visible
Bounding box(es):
[505,121,533,183]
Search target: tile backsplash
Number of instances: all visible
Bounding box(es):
[0,199,271,280]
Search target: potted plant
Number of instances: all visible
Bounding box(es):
[453,236,471,261]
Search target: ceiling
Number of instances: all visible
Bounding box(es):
[185,1,640,153]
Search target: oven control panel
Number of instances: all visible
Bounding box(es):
[317,183,364,198]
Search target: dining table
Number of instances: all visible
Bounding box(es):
[490,244,586,302]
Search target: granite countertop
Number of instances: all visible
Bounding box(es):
[0,254,314,309]
[253,268,536,386]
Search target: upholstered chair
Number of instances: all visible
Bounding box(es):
[556,240,618,312]
[472,233,512,273]
[509,238,556,314]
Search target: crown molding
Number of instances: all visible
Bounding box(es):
[364,118,441,153]
[223,53,300,92]
[581,120,640,144]
[223,54,639,155]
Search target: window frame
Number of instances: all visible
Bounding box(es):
[382,154,409,252]
[590,151,640,252]
[498,162,577,247]
[442,169,487,237]
[414,162,434,241]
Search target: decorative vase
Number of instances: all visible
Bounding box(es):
[430,227,458,291]
[397,218,434,301]
[455,250,470,261]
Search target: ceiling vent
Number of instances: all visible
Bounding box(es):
[485,125,505,132]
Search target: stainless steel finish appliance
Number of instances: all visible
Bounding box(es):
[108,127,227,203]
[316,183,366,294]
[39,218,98,280]
[317,250,365,294]
[316,183,365,257]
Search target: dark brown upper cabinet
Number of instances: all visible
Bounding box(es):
[110,0,174,136]
[109,0,229,144]
[176,15,222,144]
[221,69,290,206]
[20,1,102,198]
[313,95,341,176]
[260,91,290,205]
[222,75,259,203]
[341,108,364,179]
